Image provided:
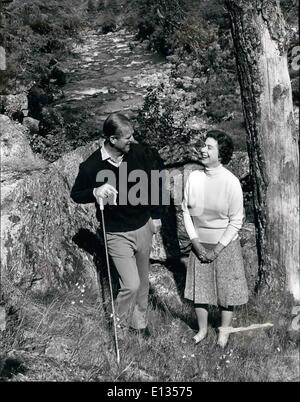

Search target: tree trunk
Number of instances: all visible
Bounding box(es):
[225,0,300,301]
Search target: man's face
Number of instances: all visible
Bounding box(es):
[111,124,135,154]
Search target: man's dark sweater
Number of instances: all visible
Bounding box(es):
[71,143,163,232]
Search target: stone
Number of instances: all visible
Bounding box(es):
[0,93,28,118]
[227,151,250,180]
[1,116,99,311]
[27,85,50,120]
[0,115,47,175]
[23,116,40,133]
[50,65,67,86]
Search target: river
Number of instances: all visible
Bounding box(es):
[54,28,169,128]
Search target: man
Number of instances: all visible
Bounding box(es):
[71,113,163,338]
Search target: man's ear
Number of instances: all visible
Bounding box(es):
[109,136,117,145]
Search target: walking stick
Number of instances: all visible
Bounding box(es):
[99,197,120,365]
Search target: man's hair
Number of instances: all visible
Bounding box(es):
[103,113,132,138]
[205,130,234,165]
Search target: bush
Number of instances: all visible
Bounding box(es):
[2,0,85,92]
[134,82,205,151]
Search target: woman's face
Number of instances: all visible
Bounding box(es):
[200,137,221,168]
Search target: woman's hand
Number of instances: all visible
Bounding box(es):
[205,249,218,262]
[191,239,212,263]
[205,243,225,262]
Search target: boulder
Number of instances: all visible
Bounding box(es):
[0,93,28,119]
[227,151,250,181]
[27,85,51,120]
[23,116,40,133]
[0,115,47,175]
[50,65,67,87]
[0,117,100,313]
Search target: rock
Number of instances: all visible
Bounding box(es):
[0,93,28,119]
[1,117,100,312]
[0,115,47,175]
[52,140,100,188]
[23,117,40,133]
[27,85,51,120]
[50,65,67,86]
[149,261,193,319]
[102,20,117,35]
[1,165,99,303]
[109,87,118,94]
[227,151,250,181]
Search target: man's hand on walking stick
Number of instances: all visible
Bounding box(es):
[94,184,118,206]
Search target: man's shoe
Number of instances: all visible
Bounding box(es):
[129,327,151,338]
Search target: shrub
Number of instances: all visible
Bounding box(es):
[134,82,205,151]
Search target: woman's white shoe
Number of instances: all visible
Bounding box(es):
[192,331,207,344]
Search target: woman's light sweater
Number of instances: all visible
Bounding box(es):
[182,164,244,246]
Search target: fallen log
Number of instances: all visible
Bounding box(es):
[218,323,273,335]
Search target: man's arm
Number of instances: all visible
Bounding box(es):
[70,164,96,204]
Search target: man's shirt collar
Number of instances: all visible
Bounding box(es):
[100,143,124,167]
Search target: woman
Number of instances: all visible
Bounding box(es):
[182,130,248,348]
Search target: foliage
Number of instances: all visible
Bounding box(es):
[134,81,205,151]
[87,0,96,13]
[29,105,99,162]
[123,0,244,135]
[1,0,86,93]
[124,0,187,55]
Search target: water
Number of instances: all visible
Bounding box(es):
[55,29,168,127]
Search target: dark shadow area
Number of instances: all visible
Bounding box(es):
[0,356,27,382]
[72,228,119,325]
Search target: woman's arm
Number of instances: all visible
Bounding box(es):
[182,174,198,241]
[182,173,210,261]
[218,178,244,247]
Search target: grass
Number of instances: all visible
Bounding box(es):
[0,265,299,382]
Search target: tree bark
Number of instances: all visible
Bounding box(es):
[225,0,299,301]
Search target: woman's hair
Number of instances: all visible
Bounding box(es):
[205,130,234,165]
[103,113,132,138]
